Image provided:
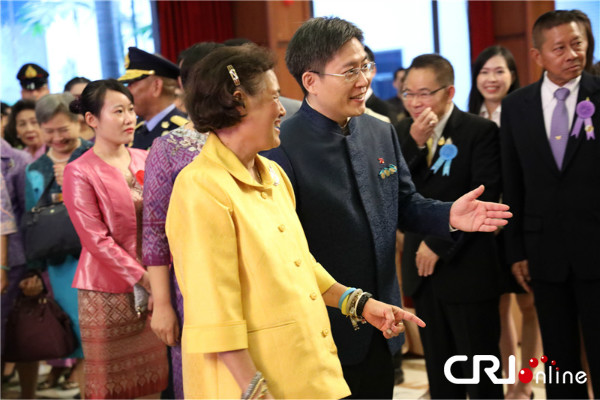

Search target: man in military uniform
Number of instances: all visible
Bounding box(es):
[118,47,187,150]
[16,63,50,100]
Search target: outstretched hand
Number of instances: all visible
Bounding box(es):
[362,298,426,339]
[449,185,512,232]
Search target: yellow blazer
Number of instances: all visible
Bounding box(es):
[166,133,350,399]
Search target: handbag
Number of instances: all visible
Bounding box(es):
[22,177,81,263]
[4,290,77,362]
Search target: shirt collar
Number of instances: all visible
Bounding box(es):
[433,103,454,142]
[542,71,581,96]
[146,103,176,132]
[305,98,351,131]
[202,132,275,189]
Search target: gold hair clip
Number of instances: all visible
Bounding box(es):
[227,65,241,87]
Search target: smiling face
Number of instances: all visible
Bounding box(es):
[532,21,587,86]
[86,90,136,146]
[242,70,286,152]
[403,67,454,120]
[303,38,370,125]
[40,112,80,156]
[15,109,42,148]
[476,55,513,105]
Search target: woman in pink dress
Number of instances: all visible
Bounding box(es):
[63,79,167,399]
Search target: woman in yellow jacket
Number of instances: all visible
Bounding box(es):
[165,44,426,399]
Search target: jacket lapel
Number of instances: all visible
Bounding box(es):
[424,106,461,181]
[524,79,561,176]
[562,72,600,171]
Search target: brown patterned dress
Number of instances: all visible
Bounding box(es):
[78,179,168,399]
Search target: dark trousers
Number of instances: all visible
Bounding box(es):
[342,333,395,399]
[532,276,600,399]
[414,279,503,399]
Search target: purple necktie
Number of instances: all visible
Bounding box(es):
[549,87,570,169]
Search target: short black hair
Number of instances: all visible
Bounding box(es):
[4,99,36,148]
[285,17,364,95]
[223,38,253,47]
[185,44,275,132]
[468,45,520,115]
[70,79,133,118]
[532,10,591,56]
[407,54,454,87]
[393,67,406,81]
[179,42,224,87]
[63,77,91,93]
[364,45,375,63]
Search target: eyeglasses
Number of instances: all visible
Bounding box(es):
[310,62,376,83]
[401,86,447,101]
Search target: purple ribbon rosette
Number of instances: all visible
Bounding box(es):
[570,99,595,140]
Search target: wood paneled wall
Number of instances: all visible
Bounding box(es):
[232,1,311,100]
[491,1,554,86]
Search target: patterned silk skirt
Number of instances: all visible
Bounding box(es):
[78,290,168,399]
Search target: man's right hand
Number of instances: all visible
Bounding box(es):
[512,260,532,293]
[409,107,438,147]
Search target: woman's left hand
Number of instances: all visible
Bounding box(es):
[362,298,426,339]
[53,163,66,186]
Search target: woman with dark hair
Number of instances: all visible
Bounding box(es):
[4,99,45,159]
[63,79,167,399]
[468,45,540,400]
[468,45,519,122]
[64,77,95,141]
[142,41,222,400]
[468,45,520,125]
[166,44,424,399]
[24,92,92,391]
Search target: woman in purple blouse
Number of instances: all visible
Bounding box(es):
[142,42,221,399]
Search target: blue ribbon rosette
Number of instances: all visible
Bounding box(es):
[431,143,458,176]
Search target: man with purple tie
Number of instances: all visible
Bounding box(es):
[500,9,600,399]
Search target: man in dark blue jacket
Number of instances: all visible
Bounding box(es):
[265,17,511,399]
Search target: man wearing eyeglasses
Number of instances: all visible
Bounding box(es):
[264,17,511,398]
[396,54,503,399]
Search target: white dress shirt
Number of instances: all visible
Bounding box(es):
[480,103,501,127]
[541,71,581,139]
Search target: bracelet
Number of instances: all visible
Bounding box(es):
[340,294,351,316]
[356,292,373,317]
[0,265,10,271]
[347,289,363,317]
[241,371,269,400]
[338,287,355,310]
[346,289,368,330]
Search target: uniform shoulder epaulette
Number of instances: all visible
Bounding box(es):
[170,115,188,127]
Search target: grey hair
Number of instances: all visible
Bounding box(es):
[35,93,78,125]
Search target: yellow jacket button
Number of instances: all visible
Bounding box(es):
[278,225,286,232]
[261,192,268,199]
[294,259,302,267]
[321,329,329,337]
[310,292,317,300]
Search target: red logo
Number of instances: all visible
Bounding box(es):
[518,355,586,385]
